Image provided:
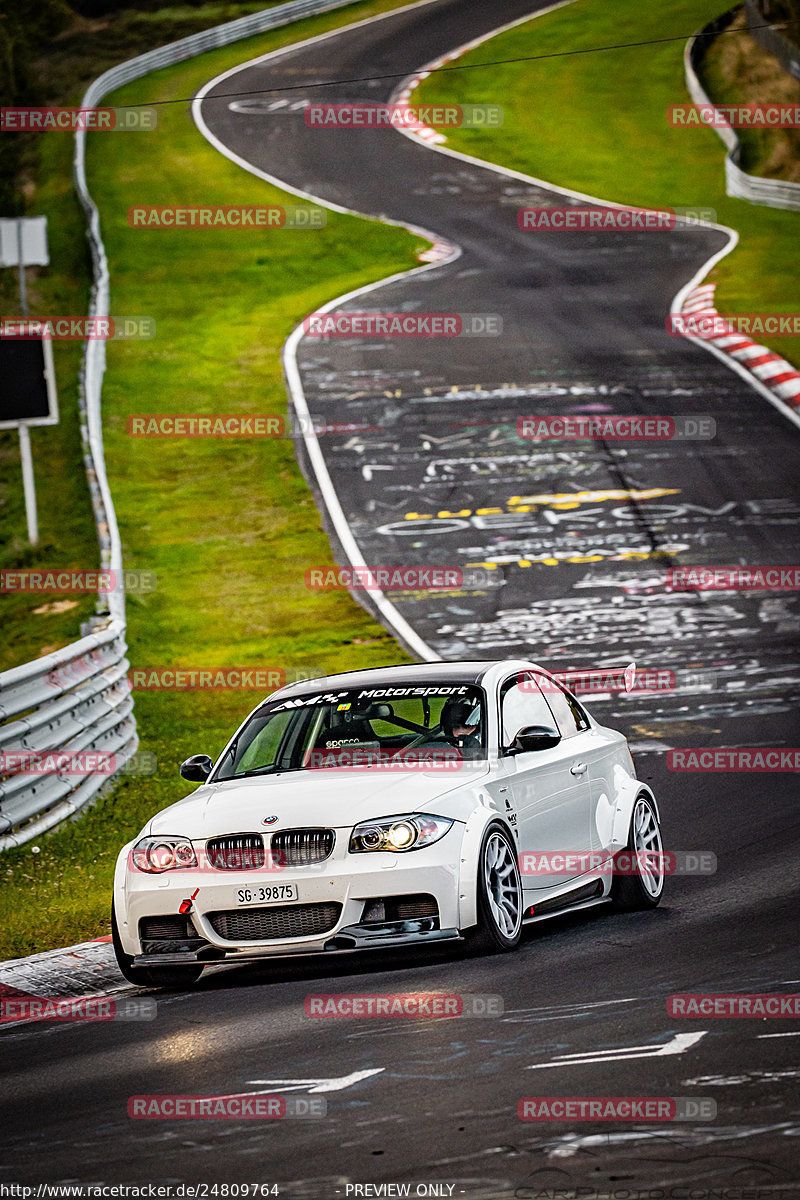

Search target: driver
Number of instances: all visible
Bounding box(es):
[440,696,482,749]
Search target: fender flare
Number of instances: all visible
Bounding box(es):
[611,779,660,849]
[113,840,138,955]
[456,806,517,931]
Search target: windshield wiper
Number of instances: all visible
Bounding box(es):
[215,765,280,781]
[219,764,311,781]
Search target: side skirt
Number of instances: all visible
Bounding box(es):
[522,880,609,925]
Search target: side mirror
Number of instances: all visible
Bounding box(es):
[180,753,214,782]
[507,725,561,754]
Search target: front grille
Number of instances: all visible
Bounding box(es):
[208,902,342,942]
[206,833,265,870]
[271,828,334,866]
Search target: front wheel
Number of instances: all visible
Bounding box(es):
[112,902,203,989]
[464,823,523,954]
[611,794,665,911]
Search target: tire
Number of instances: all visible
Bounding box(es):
[112,902,203,989]
[464,822,523,954]
[611,794,665,911]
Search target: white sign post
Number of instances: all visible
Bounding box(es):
[0,216,55,546]
[17,427,38,544]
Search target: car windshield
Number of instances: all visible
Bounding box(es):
[212,683,486,780]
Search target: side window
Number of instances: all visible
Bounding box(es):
[500,673,559,746]
[537,676,590,738]
[238,709,293,772]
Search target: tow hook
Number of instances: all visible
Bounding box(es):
[179,888,199,915]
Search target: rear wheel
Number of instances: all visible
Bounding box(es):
[464,823,523,953]
[112,902,203,989]
[611,794,665,910]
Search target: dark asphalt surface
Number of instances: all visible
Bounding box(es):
[3,1,799,1195]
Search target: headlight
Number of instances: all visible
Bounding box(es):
[349,813,453,854]
[131,836,197,873]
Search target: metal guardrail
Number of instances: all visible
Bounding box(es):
[0,630,136,850]
[0,0,364,851]
[686,9,800,211]
[743,0,800,78]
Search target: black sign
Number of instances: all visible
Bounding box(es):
[0,337,55,426]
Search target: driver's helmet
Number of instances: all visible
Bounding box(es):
[440,696,480,741]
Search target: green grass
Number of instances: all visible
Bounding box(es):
[0,0,287,673]
[0,0,416,672]
[0,132,103,668]
[0,0,430,959]
[415,0,800,367]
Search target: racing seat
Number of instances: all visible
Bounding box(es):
[315,712,378,749]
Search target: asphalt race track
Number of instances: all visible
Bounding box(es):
[196,0,800,738]
[3,1,799,1195]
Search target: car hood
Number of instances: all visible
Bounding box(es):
[147,765,491,838]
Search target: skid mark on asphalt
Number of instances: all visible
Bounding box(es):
[683,1070,800,1085]
[498,996,639,1023]
[543,1121,800,1158]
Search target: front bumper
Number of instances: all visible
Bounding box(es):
[117,832,463,962]
[132,917,461,966]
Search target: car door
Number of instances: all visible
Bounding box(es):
[535,674,618,866]
[584,722,633,862]
[496,672,593,893]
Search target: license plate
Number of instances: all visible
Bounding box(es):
[236,883,299,905]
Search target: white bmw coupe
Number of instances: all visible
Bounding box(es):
[112,660,665,987]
